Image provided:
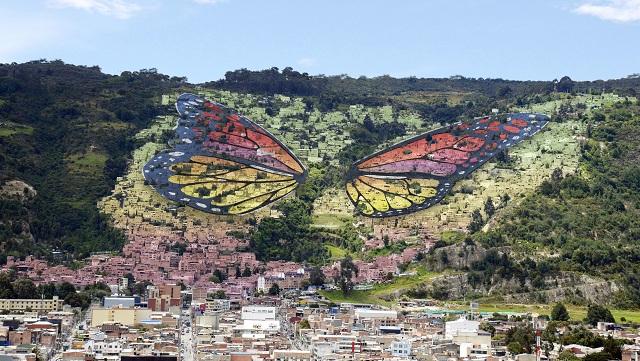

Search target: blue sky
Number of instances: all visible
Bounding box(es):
[1,0,639,82]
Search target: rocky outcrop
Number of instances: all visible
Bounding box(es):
[415,271,619,305]
[0,180,37,249]
[0,180,37,202]
[426,242,494,271]
[417,242,620,304]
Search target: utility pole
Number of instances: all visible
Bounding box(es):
[535,327,542,361]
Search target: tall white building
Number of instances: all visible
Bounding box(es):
[445,316,479,339]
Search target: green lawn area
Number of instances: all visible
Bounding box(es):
[321,281,640,321]
[0,122,34,137]
[312,214,351,229]
[325,244,349,260]
[65,151,108,175]
[440,230,466,244]
[88,121,134,131]
[449,302,640,323]
[320,266,445,306]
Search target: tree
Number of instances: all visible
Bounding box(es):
[484,197,495,218]
[498,86,514,98]
[123,273,135,292]
[507,342,524,355]
[249,199,326,264]
[468,209,484,233]
[603,335,622,359]
[542,322,559,343]
[242,266,252,277]
[584,352,613,361]
[268,283,281,296]
[83,282,111,300]
[505,324,534,354]
[64,292,90,309]
[131,281,152,297]
[557,76,575,93]
[480,322,496,337]
[37,283,57,299]
[501,193,511,207]
[551,302,570,321]
[335,256,358,296]
[558,350,580,361]
[0,272,16,298]
[592,112,606,123]
[309,266,325,286]
[56,282,77,300]
[12,278,37,299]
[208,290,227,299]
[298,319,310,329]
[585,304,615,325]
[212,269,227,284]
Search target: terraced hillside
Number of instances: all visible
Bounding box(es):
[100,91,624,261]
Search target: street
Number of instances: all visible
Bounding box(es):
[180,308,194,361]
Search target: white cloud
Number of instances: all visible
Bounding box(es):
[48,0,143,19]
[575,0,640,22]
[297,57,316,67]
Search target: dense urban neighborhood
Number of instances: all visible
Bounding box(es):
[2,274,640,361]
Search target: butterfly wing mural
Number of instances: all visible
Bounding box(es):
[143,93,307,215]
[345,113,550,217]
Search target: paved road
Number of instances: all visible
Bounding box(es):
[50,304,92,360]
[180,309,195,361]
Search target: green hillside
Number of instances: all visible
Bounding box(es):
[2,61,640,308]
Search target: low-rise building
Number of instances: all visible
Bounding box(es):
[0,296,64,313]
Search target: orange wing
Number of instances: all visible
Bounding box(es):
[175,93,305,176]
[143,93,306,215]
[346,113,550,217]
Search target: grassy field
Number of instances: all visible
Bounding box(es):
[0,122,34,137]
[320,266,445,306]
[65,151,108,175]
[317,292,640,322]
[312,214,350,229]
[325,244,348,260]
[448,302,640,323]
[86,121,134,131]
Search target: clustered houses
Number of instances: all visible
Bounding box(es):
[0,310,76,360]
[2,224,424,293]
[187,296,640,361]
[5,276,640,361]
[323,247,419,284]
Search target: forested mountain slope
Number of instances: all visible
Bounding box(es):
[0,60,184,259]
[2,60,640,309]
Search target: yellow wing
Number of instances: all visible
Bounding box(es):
[345,175,449,217]
[145,154,299,215]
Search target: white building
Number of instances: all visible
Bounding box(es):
[453,330,492,358]
[241,306,276,320]
[240,306,279,334]
[391,340,412,358]
[354,309,397,320]
[205,299,230,313]
[445,317,479,339]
